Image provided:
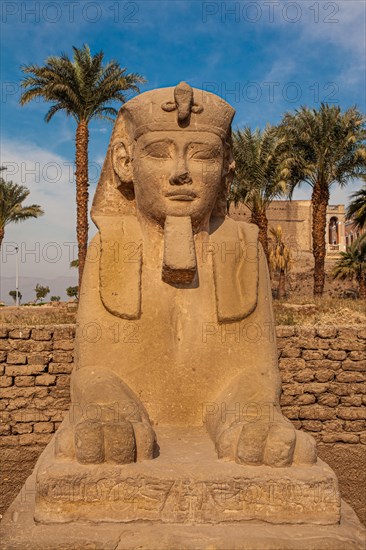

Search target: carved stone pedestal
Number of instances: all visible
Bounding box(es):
[34,426,341,525]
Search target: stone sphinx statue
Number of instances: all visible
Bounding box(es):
[3,82,365,549]
[54,81,316,468]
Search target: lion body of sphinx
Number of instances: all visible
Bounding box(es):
[73,217,280,428]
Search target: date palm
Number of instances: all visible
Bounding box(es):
[332,235,366,300]
[19,44,146,285]
[0,170,44,249]
[346,178,366,231]
[277,104,366,297]
[269,225,292,299]
[230,126,288,261]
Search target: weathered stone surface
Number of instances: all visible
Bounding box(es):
[35,428,340,525]
[1,84,363,543]
[0,486,364,550]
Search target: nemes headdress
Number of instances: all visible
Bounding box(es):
[91,82,235,219]
[90,83,258,323]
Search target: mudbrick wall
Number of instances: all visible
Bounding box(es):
[0,324,365,524]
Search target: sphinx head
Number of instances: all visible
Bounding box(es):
[92,83,235,230]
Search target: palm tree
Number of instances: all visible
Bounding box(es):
[277,104,366,297]
[332,235,366,300]
[19,44,146,286]
[0,169,44,248]
[230,126,288,261]
[346,178,366,231]
[269,225,292,299]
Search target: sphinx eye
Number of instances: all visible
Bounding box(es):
[144,142,171,159]
[188,144,221,160]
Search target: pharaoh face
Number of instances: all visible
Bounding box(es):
[132,131,224,227]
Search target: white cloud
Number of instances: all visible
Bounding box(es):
[0,138,97,282]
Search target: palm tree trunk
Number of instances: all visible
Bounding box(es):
[0,226,4,249]
[251,208,269,265]
[359,275,366,301]
[278,269,286,299]
[75,120,89,287]
[311,181,329,297]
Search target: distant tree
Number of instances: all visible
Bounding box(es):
[66,286,79,300]
[0,167,44,248]
[34,284,50,302]
[346,179,366,231]
[230,126,288,261]
[50,295,61,302]
[277,104,366,297]
[332,235,366,300]
[268,226,292,300]
[9,290,22,304]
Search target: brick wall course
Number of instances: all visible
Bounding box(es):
[0,323,364,446]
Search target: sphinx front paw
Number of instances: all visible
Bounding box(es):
[216,416,316,467]
[56,418,157,464]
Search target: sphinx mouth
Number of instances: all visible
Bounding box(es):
[166,190,197,201]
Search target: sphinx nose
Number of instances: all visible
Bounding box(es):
[169,171,193,185]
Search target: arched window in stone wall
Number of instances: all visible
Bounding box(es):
[329,217,339,245]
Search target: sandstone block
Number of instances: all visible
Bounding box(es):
[303,382,329,394]
[27,353,51,365]
[15,376,35,387]
[36,374,56,386]
[327,350,347,361]
[278,358,305,371]
[19,433,52,446]
[336,371,365,383]
[276,326,295,338]
[344,420,366,432]
[342,360,366,372]
[293,369,314,383]
[301,420,323,432]
[348,351,366,361]
[7,352,27,364]
[357,329,366,339]
[48,363,73,374]
[323,420,344,431]
[299,405,336,420]
[315,369,335,382]
[12,423,33,435]
[53,327,75,340]
[282,346,301,358]
[0,327,9,337]
[281,406,299,419]
[32,329,53,341]
[34,422,54,434]
[53,340,74,351]
[297,393,316,405]
[302,350,324,360]
[5,364,46,376]
[331,339,364,351]
[0,375,13,387]
[9,329,31,339]
[338,328,358,339]
[337,407,366,420]
[317,394,339,407]
[52,351,73,363]
[322,433,359,444]
[316,326,338,338]
[0,351,7,362]
[341,396,362,407]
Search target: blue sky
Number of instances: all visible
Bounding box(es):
[0,0,365,302]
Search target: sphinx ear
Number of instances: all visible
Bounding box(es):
[112,142,133,188]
